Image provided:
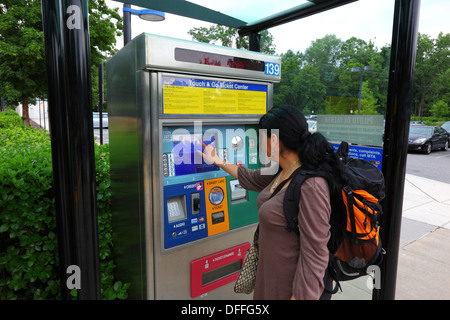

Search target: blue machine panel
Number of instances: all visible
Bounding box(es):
[164,181,208,249]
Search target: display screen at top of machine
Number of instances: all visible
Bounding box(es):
[175,47,266,72]
[172,132,219,176]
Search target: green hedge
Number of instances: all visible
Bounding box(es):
[0,112,128,299]
[0,111,24,128]
[410,115,450,126]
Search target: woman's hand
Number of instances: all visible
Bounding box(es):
[198,141,239,179]
[199,141,222,166]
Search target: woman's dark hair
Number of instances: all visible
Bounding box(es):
[258,105,333,169]
[259,104,349,250]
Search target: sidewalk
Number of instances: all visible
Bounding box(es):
[332,174,450,300]
[30,117,50,132]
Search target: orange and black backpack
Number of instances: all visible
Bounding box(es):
[283,141,385,294]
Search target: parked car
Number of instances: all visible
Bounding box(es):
[408,125,449,154]
[307,120,317,133]
[93,112,108,128]
[441,121,450,133]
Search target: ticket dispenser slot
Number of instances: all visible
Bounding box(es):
[229,180,247,204]
[211,211,225,224]
[191,242,250,298]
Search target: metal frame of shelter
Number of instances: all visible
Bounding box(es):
[40,0,421,300]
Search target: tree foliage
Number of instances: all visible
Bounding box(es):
[0,0,122,124]
[0,0,46,125]
[274,32,449,119]
[189,27,448,120]
[274,34,390,116]
[188,25,276,54]
[413,32,450,119]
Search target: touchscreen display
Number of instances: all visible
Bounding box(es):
[172,132,219,176]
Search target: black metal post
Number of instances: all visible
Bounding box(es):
[123,4,132,46]
[99,62,104,145]
[375,0,421,300]
[249,33,261,52]
[41,0,101,299]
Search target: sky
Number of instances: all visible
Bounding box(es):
[106,0,450,55]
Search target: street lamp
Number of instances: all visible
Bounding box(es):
[123,4,165,46]
[351,65,373,114]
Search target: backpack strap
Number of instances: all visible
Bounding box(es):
[283,168,322,235]
[342,185,358,237]
[283,168,341,296]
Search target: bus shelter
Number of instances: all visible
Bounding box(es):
[41,0,421,300]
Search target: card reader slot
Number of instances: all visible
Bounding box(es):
[191,192,201,214]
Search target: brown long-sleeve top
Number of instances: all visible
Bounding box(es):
[237,166,331,300]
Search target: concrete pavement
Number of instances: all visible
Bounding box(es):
[333,173,450,300]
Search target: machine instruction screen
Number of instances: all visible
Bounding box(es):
[172,132,218,176]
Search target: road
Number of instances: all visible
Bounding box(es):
[406,149,450,184]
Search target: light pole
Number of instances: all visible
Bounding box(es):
[351,65,373,114]
[123,4,165,46]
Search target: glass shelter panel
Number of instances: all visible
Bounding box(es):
[271,0,394,172]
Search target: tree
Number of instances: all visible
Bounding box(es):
[88,1,123,110]
[0,1,45,125]
[291,65,327,114]
[360,82,380,115]
[272,31,449,120]
[413,32,450,117]
[0,0,122,125]
[303,34,343,85]
[430,100,449,119]
[188,25,276,54]
[273,50,304,106]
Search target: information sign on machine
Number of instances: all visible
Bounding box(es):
[162,76,268,115]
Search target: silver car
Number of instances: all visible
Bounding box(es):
[441,121,450,133]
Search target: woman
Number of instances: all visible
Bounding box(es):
[200,105,345,300]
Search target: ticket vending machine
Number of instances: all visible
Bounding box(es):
[107,33,281,299]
